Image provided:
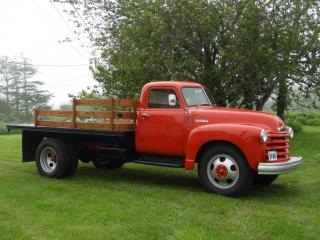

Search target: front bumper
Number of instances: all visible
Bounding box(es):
[258,156,303,175]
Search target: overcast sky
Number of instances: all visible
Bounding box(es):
[0,0,96,108]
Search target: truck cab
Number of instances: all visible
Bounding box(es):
[7,81,303,196]
[135,81,302,195]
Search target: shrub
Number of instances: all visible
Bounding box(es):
[305,118,320,126]
[286,112,320,127]
[295,116,307,125]
[285,119,303,132]
[0,121,7,135]
[0,113,8,122]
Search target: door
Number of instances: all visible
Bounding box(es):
[136,88,185,156]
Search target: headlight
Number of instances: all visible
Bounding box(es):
[288,127,294,139]
[260,129,268,143]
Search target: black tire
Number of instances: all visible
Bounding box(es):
[253,175,278,185]
[92,157,124,170]
[198,144,254,196]
[66,143,79,177]
[36,138,70,178]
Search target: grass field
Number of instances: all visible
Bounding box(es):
[0,127,319,240]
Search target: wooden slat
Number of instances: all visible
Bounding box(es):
[76,111,111,118]
[37,120,73,128]
[110,99,115,130]
[76,122,113,131]
[115,111,135,119]
[72,98,76,128]
[34,109,38,127]
[37,110,73,117]
[114,119,134,124]
[75,99,113,106]
[118,99,139,107]
[113,124,135,131]
[34,98,137,131]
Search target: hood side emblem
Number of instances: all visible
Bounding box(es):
[195,119,209,123]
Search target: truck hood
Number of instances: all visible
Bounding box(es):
[190,106,283,132]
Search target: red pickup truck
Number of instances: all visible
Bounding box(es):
[7,81,302,196]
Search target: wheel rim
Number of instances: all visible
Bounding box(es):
[206,154,239,189]
[40,146,58,174]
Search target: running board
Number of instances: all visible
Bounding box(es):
[134,154,184,168]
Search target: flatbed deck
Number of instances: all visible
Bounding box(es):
[6,124,135,136]
[6,124,136,163]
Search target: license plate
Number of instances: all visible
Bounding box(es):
[268,151,277,161]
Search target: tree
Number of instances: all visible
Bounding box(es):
[0,56,14,119]
[0,55,52,122]
[61,0,319,116]
[270,0,320,119]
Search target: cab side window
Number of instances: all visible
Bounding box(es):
[148,89,179,108]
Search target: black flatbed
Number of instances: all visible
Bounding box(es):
[6,124,136,162]
[6,124,135,136]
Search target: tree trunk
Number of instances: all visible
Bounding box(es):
[276,78,287,120]
[4,59,10,120]
[23,60,28,122]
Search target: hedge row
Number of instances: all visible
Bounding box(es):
[284,112,320,132]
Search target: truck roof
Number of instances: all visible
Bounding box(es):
[144,81,202,88]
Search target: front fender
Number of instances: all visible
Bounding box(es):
[184,124,266,171]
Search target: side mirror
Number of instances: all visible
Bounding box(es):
[168,94,177,107]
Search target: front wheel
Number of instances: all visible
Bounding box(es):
[198,145,253,196]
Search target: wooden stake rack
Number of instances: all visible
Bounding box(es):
[34,99,138,131]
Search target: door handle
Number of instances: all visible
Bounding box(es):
[141,113,150,118]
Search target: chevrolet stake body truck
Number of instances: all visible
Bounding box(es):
[7,81,303,196]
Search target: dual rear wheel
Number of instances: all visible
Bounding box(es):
[36,139,78,178]
[36,138,123,179]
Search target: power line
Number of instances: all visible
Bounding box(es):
[42,74,92,87]
[51,1,90,48]
[31,0,89,61]
[70,1,89,30]
[33,64,90,67]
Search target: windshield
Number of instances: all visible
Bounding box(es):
[182,87,211,107]
[204,87,215,106]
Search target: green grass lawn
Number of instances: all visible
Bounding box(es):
[0,127,319,240]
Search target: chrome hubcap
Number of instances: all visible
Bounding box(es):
[207,154,239,189]
[40,146,57,174]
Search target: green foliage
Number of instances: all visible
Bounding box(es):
[284,118,303,132]
[286,112,320,127]
[64,0,320,113]
[0,121,21,135]
[0,121,5,132]
[0,113,8,122]
[305,118,320,126]
[0,55,51,122]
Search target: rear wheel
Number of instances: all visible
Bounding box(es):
[66,143,79,177]
[253,175,278,185]
[36,139,70,178]
[92,157,124,170]
[198,144,253,196]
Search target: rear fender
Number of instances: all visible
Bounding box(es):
[184,124,266,171]
[22,130,44,162]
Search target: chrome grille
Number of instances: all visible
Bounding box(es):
[266,131,290,162]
